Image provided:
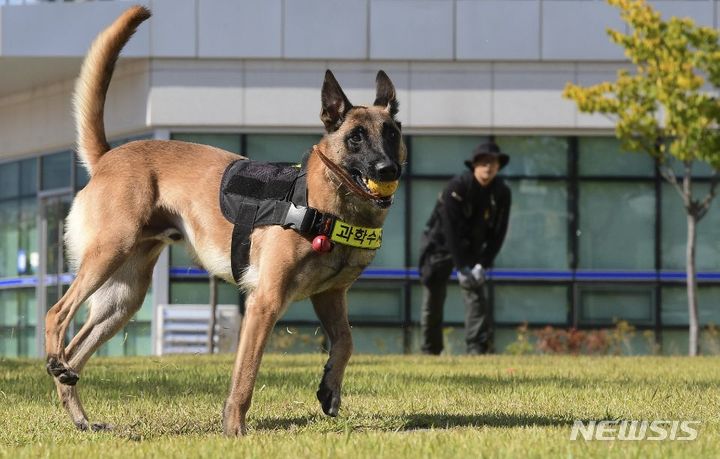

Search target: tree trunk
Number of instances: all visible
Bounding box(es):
[686,212,699,356]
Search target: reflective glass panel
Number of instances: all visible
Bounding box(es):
[578,286,655,325]
[0,162,19,199]
[578,182,655,269]
[245,134,321,163]
[579,137,654,177]
[661,286,720,326]
[661,183,720,271]
[411,136,487,175]
[494,285,568,324]
[496,136,568,176]
[494,180,569,269]
[41,151,72,190]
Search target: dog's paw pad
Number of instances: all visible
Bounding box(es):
[58,369,80,386]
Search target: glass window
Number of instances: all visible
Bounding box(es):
[578,285,655,325]
[19,198,38,276]
[0,201,19,278]
[578,182,655,269]
[661,183,720,271]
[281,298,315,321]
[579,137,655,177]
[169,280,240,305]
[348,284,404,321]
[411,136,488,175]
[19,158,37,196]
[171,133,242,154]
[0,288,36,357]
[494,180,569,269]
[41,151,72,190]
[661,286,720,326]
[370,185,405,268]
[494,285,568,324]
[245,134,321,163]
[410,179,445,264]
[496,136,568,176]
[170,244,196,269]
[0,161,19,199]
[665,157,716,178]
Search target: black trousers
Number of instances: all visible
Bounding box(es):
[420,255,492,355]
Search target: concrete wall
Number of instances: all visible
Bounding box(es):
[147,59,622,131]
[0,60,149,159]
[2,0,718,60]
[0,0,717,160]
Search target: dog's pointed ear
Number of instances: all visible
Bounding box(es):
[373,70,398,118]
[320,70,353,132]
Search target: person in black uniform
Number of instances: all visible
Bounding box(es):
[419,141,511,355]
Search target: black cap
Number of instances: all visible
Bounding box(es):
[464,142,510,171]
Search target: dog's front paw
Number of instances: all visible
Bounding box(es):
[222,399,247,436]
[316,385,341,417]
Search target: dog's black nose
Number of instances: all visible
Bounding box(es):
[374,161,400,181]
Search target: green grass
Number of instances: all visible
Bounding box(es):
[0,354,718,458]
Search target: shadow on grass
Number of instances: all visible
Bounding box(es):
[396,412,575,430]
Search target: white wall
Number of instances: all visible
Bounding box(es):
[0,60,149,159]
[2,0,718,60]
[0,0,716,160]
[147,58,617,131]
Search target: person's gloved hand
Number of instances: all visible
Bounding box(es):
[471,263,486,285]
[457,264,485,289]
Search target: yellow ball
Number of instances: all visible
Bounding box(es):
[366,179,399,197]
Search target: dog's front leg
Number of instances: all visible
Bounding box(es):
[223,289,284,436]
[311,288,352,417]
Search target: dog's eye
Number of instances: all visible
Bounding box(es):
[388,129,398,140]
[349,132,363,143]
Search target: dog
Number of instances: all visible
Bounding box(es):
[43,6,405,436]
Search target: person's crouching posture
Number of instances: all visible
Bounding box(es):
[419,142,511,355]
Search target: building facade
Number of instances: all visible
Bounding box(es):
[1,0,719,357]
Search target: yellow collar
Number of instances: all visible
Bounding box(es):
[329,219,382,249]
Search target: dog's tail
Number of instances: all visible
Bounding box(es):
[73,5,151,175]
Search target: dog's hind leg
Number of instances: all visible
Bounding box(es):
[311,288,352,417]
[44,245,134,385]
[55,243,161,431]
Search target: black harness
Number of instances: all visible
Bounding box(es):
[219,159,337,283]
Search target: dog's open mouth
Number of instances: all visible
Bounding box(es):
[350,169,395,209]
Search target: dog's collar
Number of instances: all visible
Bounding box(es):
[279,203,382,250]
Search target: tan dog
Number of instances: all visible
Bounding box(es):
[44,6,406,436]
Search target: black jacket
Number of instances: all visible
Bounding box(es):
[420,172,511,269]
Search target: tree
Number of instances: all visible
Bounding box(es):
[563,0,720,356]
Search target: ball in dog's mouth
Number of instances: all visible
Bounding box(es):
[363,178,399,198]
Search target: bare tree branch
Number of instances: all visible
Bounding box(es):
[682,161,695,215]
[658,162,687,204]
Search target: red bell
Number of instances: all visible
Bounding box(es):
[312,235,333,253]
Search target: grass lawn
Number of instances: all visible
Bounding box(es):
[0,354,718,458]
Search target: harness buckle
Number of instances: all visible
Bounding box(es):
[283,204,308,230]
